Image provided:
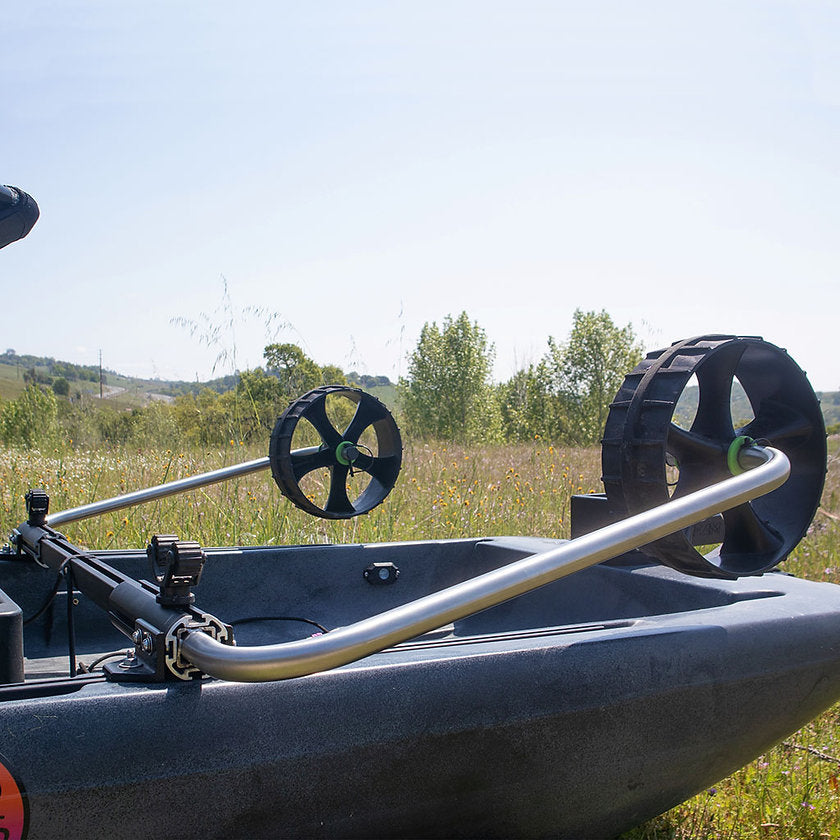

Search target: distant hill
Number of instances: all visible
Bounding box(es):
[817,391,840,430]
[0,350,395,408]
[2,349,836,433]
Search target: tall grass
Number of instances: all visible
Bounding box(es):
[2,438,840,838]
[0,440,601,550]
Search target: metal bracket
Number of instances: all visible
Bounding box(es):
[103,610,233,683]
[165,612,233,681]
[364,562,400,585]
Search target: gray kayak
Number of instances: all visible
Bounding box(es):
[0,335,833,838]
[2,533,840,839]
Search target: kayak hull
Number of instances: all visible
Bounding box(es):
[2,537,840,838]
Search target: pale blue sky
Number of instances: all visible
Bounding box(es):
[3,1,839,389]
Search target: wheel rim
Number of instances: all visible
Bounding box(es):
[601,335,826,578]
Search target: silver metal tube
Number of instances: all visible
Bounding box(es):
[47,457,271,527]
[181,445,790,683]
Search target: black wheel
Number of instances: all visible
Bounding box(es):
[270,386,402,519]
[601,335,826,578]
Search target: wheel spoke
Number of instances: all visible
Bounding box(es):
[670,459,730,497]
[343,398,387,444]
[290,446,334,482]
[720,502,784,558]
[667,424,729,498]
[354,451,373,472]
[691,343,744,439]
[355,453,401,486]
[304,399,343,449]
[741,400,814,444]
[667,424,726,464]
[326,464,355,514]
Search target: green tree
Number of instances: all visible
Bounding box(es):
[236,368,287,436]
[320,364,347,386]
[546,309,643,445]
[498,361,568,442]
[173,388,247,446]
[0,385,59,447]
[399,312,500,442]
[263,343,323,397]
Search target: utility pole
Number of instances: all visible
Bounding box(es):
[99,350,103,399]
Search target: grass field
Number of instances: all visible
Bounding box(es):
[0,362,28,400]
[2,437,840,838]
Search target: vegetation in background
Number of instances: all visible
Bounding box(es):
[0,349,101,392]
[0,439,599,552]
[2,309,840,837]
[497,360,564,442]
[547,308,644,444]
[6,309,840,450]
[0,385,59,447]
[0,308,642,450]
[493,308,644,445]
[396,307,642,446]
[1,437,839,839]
[398,312,501,443]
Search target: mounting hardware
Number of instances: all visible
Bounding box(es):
[336,441,360,466]
[103,609,232,683]
[117,650,144,671]
[364,562,400,585]
[726,435,755,477]
[147,534,207,607]
[25,489,49,527]
[105,618,164,681]
[165,612,233,681]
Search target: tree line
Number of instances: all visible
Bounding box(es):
[399,309,642,446]
[0,311,643,449]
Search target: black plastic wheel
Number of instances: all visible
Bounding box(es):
[270,386,402,519]
[601,335,826,578]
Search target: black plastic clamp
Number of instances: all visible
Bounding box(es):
[147,534,206,607]
[25,489,49,527]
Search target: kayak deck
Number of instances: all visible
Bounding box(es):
[3,535,788,681]
[2,537,840,838]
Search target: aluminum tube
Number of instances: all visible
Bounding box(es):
[47,457,271,527]
[181,446,790,683]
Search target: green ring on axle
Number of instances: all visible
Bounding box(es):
[726,435,755,476]
[336,441,359,466]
